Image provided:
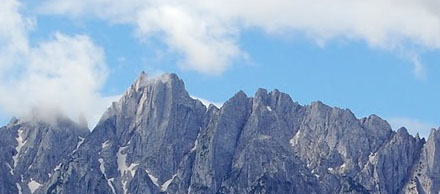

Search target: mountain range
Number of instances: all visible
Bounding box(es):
[1,72,439,194]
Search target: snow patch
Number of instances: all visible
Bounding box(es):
[311,169,319,178]
[28,179,41,193]
[72,137,85,154]
[102,140,110,149]
[328,167,335,173]
[117,146,129,194]
[266,106,272,111]
[98,158,106,175]
[290,130,301,147]
[145,169,160,188]
[16,183,22,194]
[98,158,116,194]
[191,140,198,152]
[126,163,138,177]
[368,152,377,162]
[161,174,177,191]
[53,163,62,172]
[117,146,128,174]
[117,150,138,177]
[191,130,201,152]
[187,186,192,194]
[13,129,27,168]
[108,178,116,194]
[340,163,346,169]
[6,162,13,175]
[76,137,85,149]
[117,146,138,194]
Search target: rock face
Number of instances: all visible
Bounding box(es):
[37,72,207,194]
[0,72,438,194]
[0,113,89,194]
[404,128,440,194]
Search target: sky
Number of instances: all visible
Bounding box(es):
[0,0,439,137]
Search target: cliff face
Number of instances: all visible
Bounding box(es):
[0,72,437,194]
[0,114,89,194]
[404,128,440,194]
[38,73,207,194]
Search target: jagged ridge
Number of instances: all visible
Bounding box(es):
[0,72,438,194]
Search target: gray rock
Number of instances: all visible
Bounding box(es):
[39,72,206,194]
[0,113,89,194]
[404,128,440,194]
[356,127,424,194]
[1,72,439,194]
[219,89,320,193]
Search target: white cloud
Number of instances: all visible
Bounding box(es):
[136,5,242,75]
[3,0,440,127]
[388,117,437,138]
[410,55,426,80]
[0,0,116,128]
[191,96,223,108]
[38,0,440,76]
[0,0,30,69]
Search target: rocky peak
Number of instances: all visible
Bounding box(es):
[233,90,248,100]
[360,115,393,152]
[415,132,422,142]
[356,125,424,194]
[252,88,270,111]
[424,128,440,172]
[403,127,440,193]
[132,72,184,92]
[99,72,192,128]
[396,127,410,136]
[40,73,208,194]
[123,72,186,101]
[428,127,440,140]
[307,101,333,120]
[268,89,296,108]
[251,89,299,116]
[0,112,89,194]
[254,88,268,100]
[1,72,438,194]
[8,116,19,126]
[133,71,148,90]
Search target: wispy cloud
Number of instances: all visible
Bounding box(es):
[410,55,426,80]
[39,0,440,76]
[0,0,116,128]
[387,117,437,138]
[191,96,223,108]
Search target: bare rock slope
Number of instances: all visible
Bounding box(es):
[0,72,438,194]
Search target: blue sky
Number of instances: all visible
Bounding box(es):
[0,0,439,137]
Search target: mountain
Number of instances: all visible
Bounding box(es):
[0,72,438,194]
[0,112,89,194]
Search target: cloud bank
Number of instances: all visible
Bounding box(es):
[0,0,114,128]
[39,0,440,76]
